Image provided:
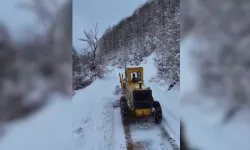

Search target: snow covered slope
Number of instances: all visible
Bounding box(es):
[73,53,180,150]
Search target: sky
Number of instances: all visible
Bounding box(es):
[73,0,147,52]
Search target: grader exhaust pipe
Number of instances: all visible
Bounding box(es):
[119,73,122,87]
[139,81,142,89]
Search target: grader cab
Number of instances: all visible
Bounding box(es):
[113,67,162,124]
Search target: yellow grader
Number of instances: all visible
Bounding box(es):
[113,67,162,125]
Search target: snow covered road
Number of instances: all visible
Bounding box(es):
[73,70,127,150]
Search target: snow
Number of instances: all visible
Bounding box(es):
[0,95,72,150]
[73,53,180,149]
[125,65,143,68]
[181,35,250,150]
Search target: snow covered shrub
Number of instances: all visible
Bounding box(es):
[131,45,143,66]
[73,65,93,90]
[88,58,109,79]
[153,35,180,89]
[73,51,97,90]
[77,23,111,81]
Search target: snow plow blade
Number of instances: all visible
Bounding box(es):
[113,100,120,108]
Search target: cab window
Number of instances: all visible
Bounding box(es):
[130,72,141,82]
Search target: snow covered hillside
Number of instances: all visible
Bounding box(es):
[73,53,180,150]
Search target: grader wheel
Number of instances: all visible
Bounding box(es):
[153,101,162,124]
[120,96,130,125]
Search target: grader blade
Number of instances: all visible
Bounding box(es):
[114,85,122,95]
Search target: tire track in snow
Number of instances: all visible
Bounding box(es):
[162,116,179,143]
[158,124,179,150]
[73,97,96,149]
[73,97,115,150]
[122,124,154,150]
[123,125,134,150]
[73,117,94,149]
[101,99,115,150]
[112,94,133,150]
[122,122,176,150]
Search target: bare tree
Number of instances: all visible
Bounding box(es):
[77,23,109,79]
[79,23,99,60]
